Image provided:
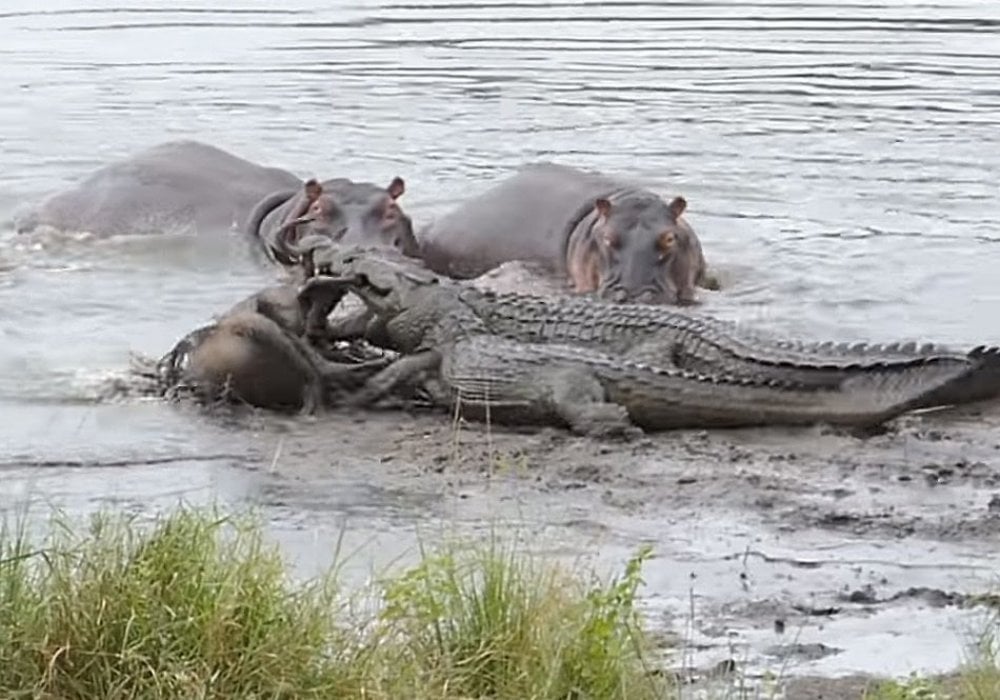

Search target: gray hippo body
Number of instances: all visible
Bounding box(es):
[14,140,301,237]
[417,162,714,305]
[246,176,419,267]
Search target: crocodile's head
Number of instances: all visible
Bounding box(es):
[313,244,442,320]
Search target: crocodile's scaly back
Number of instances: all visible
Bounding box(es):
[467,289,963,366]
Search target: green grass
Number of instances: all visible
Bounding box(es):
[0,507,667,699]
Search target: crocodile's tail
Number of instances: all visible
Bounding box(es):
[828,354,984,425]
[615,353,979,430]
[901,345,1000,410]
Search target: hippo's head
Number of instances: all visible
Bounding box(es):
[586,193,700,305]
[287,176,420,258]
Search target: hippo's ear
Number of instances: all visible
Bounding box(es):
[668,196,687,219]
[387,177,406,200]
[594,198,612,220]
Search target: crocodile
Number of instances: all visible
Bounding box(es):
[291,258,995,433]
[299,244,1000,409]
[293,282,977,433]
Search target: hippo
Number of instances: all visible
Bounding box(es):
[245,175,420,267]
[417,162,718,305]
[156,310,389,413]
[14,140,301,237]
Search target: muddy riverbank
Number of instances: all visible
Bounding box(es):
[7,364,1000,694]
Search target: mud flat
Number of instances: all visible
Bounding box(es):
[5,389,1000,698]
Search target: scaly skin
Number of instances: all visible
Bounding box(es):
[296,309,976,433]
[302,245,1000,408]
[434,335,977,433]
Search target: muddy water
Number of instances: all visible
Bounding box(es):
[3,0,1000,688]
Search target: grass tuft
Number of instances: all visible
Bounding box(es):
[375,536,663,699]
[0,507,665,699]
[0,509,355,699]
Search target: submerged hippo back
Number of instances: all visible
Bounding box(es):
[416,161,710,305]
[418,162,624,279]
[17,140,301,237]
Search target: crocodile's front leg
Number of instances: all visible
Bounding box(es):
[347,349,443,408]
[547,367,642,440]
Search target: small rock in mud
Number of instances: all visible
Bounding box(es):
[842,585,965,608]
[818,512,860,527]
[754,496,776,509]
[792,604,841,617]
[988,493,1000,512]
[560,463,603,482]
[842,585,879,605]
[764,642,842,662]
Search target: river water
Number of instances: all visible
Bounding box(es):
[2,0,1000,686]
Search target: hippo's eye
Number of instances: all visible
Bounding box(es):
[656,231,676,260]
[602,230,621,250]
